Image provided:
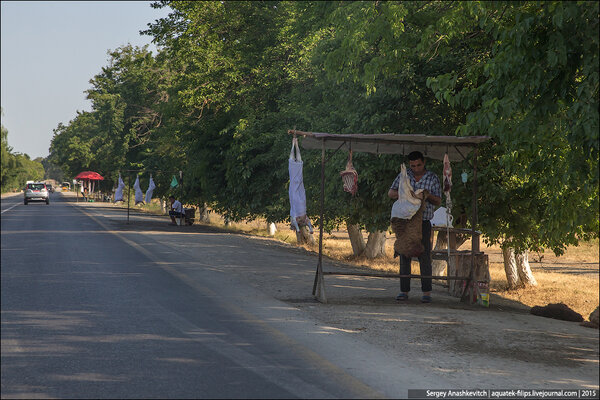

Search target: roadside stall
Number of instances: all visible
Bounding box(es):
[288,129,491,304]
[74,171,104,202]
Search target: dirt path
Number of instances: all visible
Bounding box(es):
[63,195,600,390]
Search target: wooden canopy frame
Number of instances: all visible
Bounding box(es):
[287,129,491,303]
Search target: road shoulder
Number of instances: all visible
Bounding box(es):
[71,199,600,391]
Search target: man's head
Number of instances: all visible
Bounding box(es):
[169,195,175,203]
[407,151,426,175]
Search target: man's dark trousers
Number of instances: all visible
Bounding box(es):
[399,220,432,293]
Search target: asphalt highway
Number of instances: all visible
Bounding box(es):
[1,192,402,399]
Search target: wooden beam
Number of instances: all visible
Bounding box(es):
[322,272,476,281]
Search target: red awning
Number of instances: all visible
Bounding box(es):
[74,171,104,180]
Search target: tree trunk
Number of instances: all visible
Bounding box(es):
[363,230,386,259]
[296,226,314,245]
[198,203,210,222]
[346,222,366,257]
[268,222,277,236]
[502,246,521,289]
[432,231,449,277]
[515,249,538,287]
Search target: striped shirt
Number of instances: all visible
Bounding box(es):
[390,168,441,220]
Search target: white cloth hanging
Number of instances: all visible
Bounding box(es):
[431,207,453,227]
[114,174,125,202]
[391,164,423,220]
[145,175,156,204]
[133,175,144,205]
[288,137,313,233]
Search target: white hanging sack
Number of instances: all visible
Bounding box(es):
[391,164,423,220]
[133,175,144,205]
[145,175,156,204]
[431,207,453,227]
[114,174,125,202]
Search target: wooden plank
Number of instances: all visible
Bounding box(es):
[431,250,485,261]
[321,272,472,280]
[431,226,481,235]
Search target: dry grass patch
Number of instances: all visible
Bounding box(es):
[489,262,599,319]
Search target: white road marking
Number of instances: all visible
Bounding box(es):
[1,203,20,214]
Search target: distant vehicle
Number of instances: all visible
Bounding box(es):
[46,184,54,193]
[24,182,49,205]
[61,182,71,191]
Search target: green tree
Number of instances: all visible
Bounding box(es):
[1,119,18,192]
[421,1,599,287]
[142,1,470,257]
[144,1,302,218]
[41,157,65,182]
[2,109,45,192]
[50,45,169,193]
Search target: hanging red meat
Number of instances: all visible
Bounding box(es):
[443,153,452,194]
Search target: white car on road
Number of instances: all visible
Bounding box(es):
[23,182,49,205]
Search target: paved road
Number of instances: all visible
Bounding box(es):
[1,192,424,399]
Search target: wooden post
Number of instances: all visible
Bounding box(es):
[179,170,183,227]
[444,232,457,289]
[312,139,327,303]
[472,147,479,253]
[462,147,479,302]
[451,253,489,298]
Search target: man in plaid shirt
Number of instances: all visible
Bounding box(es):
[388,151,442,303]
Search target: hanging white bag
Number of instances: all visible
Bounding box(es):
[288,137,313,233]
[133,175,144,205]
[145,175,156,204]
[431,207,453,227]
[391,164,423,220]
[114,174,125,202]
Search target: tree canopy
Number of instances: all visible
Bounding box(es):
[47,0,598,255]
[2,109,45,192]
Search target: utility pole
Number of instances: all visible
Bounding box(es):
[179,170,183,227]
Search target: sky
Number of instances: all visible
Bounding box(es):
[1,1,172,160]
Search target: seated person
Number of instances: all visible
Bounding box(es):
[168,195,184,225]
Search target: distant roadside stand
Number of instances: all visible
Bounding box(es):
[74,171,104,202]
[288,130,491,304]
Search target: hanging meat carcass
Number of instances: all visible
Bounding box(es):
[114,174,125,202]
[288,137,314,233]
[340,149,358,196]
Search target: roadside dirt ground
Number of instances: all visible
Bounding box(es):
[6,192,599,390]
[223,241,600,390]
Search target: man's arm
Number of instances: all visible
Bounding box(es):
[388,189,398,199]
[426,173,443,206]
[427,193,442,206]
